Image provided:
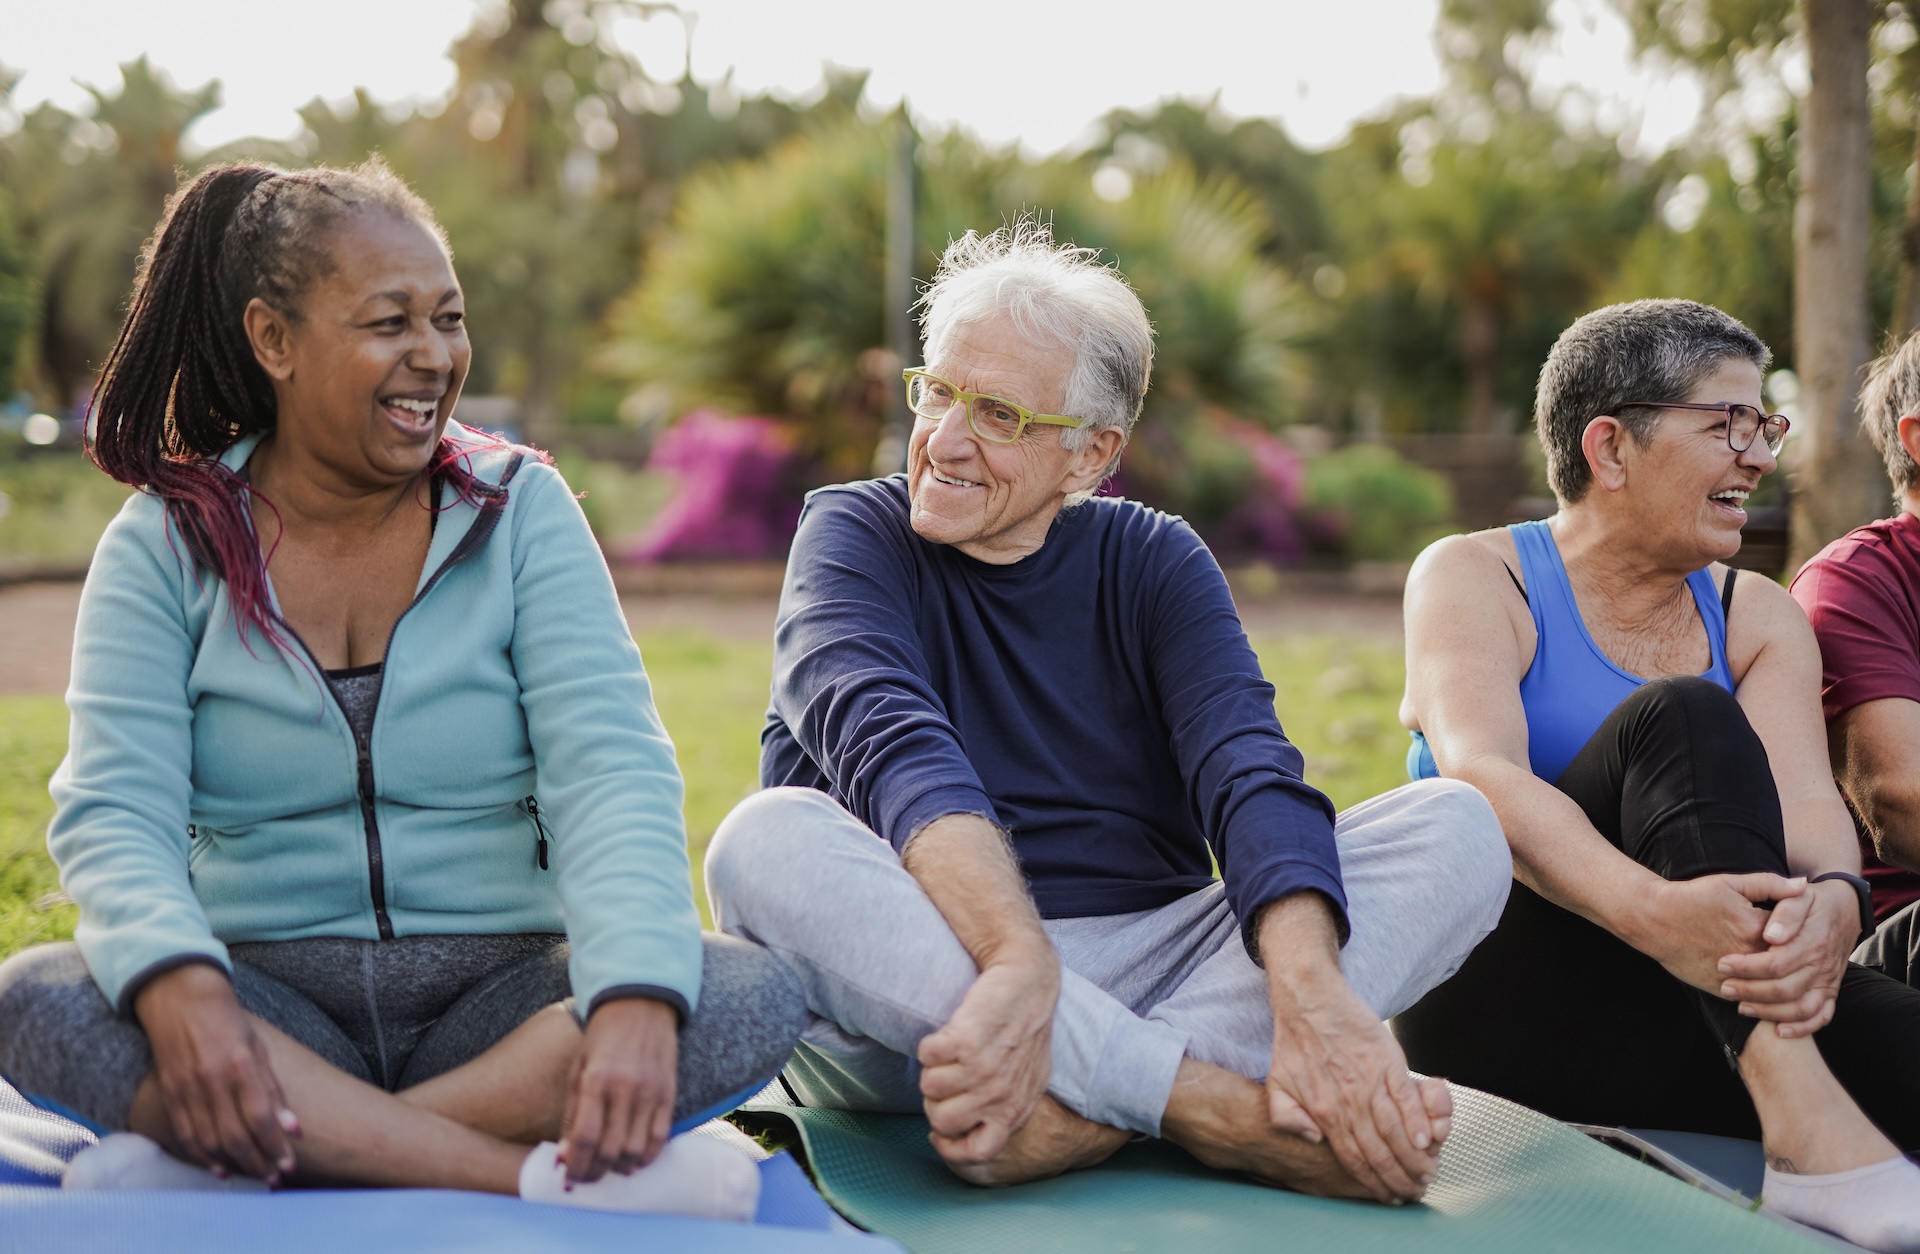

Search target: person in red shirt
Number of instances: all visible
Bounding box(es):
[1791,331,1920,986]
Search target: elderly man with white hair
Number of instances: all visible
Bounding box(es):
[704,223,1511,1201]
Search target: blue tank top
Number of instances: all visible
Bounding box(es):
[1409,519,1736,784]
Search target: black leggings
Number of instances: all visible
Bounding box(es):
[1394,675,1920,1145]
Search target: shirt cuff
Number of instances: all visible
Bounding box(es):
[1230,862,1351,963]
[584,984,692,1027]
[888,784,1002,853]
[114,952,232,1019]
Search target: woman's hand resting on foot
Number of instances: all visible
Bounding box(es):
[560,996,678,1183]
[132,964,299,1183]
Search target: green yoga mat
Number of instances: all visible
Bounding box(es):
[742,1087,1832,1254]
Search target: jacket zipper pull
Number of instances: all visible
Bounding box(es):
[526,795,550,870]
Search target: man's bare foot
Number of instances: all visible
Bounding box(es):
[1159,1059,1399,1202]
[938,1096,1130,1187]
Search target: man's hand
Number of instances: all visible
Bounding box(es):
[133,963,299,1183]
[899,813,1062,1170]
[1258,893,1442,1204]
[1715,878,1857,1035]
[917,945,1059,1165]
[560,997,678,1184]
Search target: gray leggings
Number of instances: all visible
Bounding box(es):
[0,932,805,1132]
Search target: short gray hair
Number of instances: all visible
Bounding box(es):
[1535,299,1771,503]
[1859,330,1920,500]
[917,219,1154,474]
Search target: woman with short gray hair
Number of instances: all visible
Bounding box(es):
[1398,299,1920,1252]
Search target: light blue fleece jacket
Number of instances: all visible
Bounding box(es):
[48,425,701,1019]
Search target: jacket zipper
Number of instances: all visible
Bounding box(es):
[525,795,551,870]
[274,458,522,941]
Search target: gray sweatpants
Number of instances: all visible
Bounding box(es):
[0,932,806,1132]
[705,781,1510,1138]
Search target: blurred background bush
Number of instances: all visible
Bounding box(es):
[12,0,1914,571]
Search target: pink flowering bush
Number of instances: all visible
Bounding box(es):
[618,411,808,563]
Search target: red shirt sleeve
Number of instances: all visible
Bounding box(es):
[1790,518,1920,721]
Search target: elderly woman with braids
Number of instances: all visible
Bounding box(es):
[0,160,803,1215]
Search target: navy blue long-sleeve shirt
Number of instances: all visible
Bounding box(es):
[761,476,1345,954]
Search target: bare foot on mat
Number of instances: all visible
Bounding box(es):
[938,1096,1129,1187]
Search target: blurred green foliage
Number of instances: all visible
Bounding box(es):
[0,697,74,960]
[605,126,1307,480]
[0,188,30,400]
[550,451,675,544]
[0,450,130,565]
[9,0,1920,533]
[1305,445,1457,563]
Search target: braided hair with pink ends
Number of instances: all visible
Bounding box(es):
[86,158,514,650]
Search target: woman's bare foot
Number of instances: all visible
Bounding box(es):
[938,1096,1130,1187]
[1741,1023,1900,1176]
[1158,1059,1384,1200]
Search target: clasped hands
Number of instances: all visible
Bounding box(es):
[1633,872,1859,1037]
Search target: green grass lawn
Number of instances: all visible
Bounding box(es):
[0,451,132,567]
[0,631,1407,960]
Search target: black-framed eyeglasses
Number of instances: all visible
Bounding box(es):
[1620,401,1791,455]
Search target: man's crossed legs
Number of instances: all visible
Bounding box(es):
[706,779,1509,1198]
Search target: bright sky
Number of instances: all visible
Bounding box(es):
[0,0,1712,156]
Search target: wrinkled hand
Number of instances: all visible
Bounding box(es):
[134,963,299,1183]
[1715,878,1856,1036]
[918,950,1060,1166]
[560,997,679,1184]
[1266,965,1444,1204]
[1627,872,1801,996]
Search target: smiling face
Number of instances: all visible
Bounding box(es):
[1617,357,1774,565]
[907,314,1120,563]
[249,208,469,489]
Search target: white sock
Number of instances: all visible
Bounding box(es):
[1764,1155,1920,1253]
[518,1134,760,1222]
[61,1133,270,1193]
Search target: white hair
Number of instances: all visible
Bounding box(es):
[917,219,1154,498]
[1860,330,1920,501]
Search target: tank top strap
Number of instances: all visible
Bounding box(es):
[1684,566,1737,691]
[1506,519,1564,644]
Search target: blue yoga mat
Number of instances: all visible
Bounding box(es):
[0,1080,897,1253]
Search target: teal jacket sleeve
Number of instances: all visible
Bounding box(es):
[47,495,231,1014]
[506,463,702,1019]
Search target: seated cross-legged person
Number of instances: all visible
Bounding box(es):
[0,161,803,1213]
[1396,298,1920,1252]
[1791,330,1920,986]
[704,222,1513,1205]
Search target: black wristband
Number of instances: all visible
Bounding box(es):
[1809,871,1875,940]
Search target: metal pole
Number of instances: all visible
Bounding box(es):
[874,110,917,476]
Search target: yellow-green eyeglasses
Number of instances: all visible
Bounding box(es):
[902,368,1086,444]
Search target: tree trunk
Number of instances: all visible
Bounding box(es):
[1459,299,1500,435]
[1791,0,1885,566]
[1894,121,1920,343]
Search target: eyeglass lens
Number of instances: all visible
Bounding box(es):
[907,375,1026,443]
[1726,404,1789,455]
